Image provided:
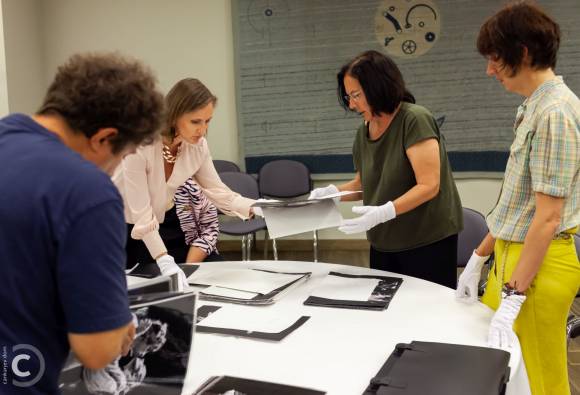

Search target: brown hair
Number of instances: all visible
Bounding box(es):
[163,78,217,140]
[38,52,164,153]
[477,1,560,76]
[337,50,415,116]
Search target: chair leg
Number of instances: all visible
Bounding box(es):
[272,238,278,261]
[247,233,253,261]
[263,231,269,260]
[241,235,247,261]
[313,230,318,263]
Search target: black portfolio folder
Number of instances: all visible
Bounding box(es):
[59,292,196,395]
[363,341,510,395]
[193,375,326,394]
[304,272,402,311]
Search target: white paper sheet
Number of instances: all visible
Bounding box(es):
[309,275,380,301]
[188,268,304,294]
[201,286,258,300]
[199,305,302,333]
[316,190,361,200]
[126,275,150,287]
[262,199,343,239]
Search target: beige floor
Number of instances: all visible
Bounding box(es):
[218,239,580,394]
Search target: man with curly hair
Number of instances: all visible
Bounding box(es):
[0,52,164,394]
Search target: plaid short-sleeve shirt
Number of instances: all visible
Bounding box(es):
[487,77,580,242]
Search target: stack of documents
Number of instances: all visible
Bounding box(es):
[251,190,359,208]
[188,267,311,305]
[303,272,403,310]
[251,191,360,239]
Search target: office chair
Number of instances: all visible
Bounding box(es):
[457,207,491,294]
[217,172,266,261]
[213,159,241,173]
[257,159,317,261]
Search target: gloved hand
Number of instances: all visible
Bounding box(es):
[455,251,490,303]
[308,184,340,203]
[339,201,396,234]
[488,293,526,349]
[156,255,189,292]
[252,206,264,217]
[252,198,275,217]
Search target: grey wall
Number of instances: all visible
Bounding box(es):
[235,0,580,171]
[2,0,44,114]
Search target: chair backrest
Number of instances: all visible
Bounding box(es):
[575,234,580,261]
[213,159,241,173]
[457,207,489,267]
[258,159,311,198]
[219,171,260,200]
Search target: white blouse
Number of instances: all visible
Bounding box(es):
[113,137,253,259]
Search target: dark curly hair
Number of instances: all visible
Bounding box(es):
[37,52,164,153]
[477,1,560,76]
[337,50,415,116]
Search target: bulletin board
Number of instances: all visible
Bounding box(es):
[233,0,580,174]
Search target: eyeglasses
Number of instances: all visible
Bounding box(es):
[343,90,362,102]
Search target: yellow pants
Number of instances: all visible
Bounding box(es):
[481,230,580,395]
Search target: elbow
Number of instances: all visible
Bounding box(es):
[543,212,562,234]
[425,181,440,201]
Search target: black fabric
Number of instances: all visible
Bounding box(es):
[369,234,458,289]
[363,341,510,395]
[126,206,222,269]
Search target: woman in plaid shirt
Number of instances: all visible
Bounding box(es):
[456,2,580,394]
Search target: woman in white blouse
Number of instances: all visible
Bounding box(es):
[114,78,256,289]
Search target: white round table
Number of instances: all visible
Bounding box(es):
[182,260,531,395]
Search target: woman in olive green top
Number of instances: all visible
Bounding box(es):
[310,50,463,288]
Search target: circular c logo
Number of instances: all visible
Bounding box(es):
[11,344,45,388]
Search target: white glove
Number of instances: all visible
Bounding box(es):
[339,201,396,234]
[156,255,189,292]
[252,206,264,217]
[308,184,340,203]
[455,251,490,303]
[488,293,526,349]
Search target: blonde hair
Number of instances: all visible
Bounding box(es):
[162,78,217,140]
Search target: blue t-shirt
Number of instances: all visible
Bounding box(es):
[0,114,132,394]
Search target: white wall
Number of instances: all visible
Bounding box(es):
[0,1,8,116]
[2,0,44,114]
[40,0,239,162]
[1,0,503,239]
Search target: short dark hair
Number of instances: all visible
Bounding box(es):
[477,1,560,76]
[337,50,415,116]
[163,78,217,140]
[38,52,164,153]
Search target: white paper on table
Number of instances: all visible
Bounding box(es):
[198,305,302,333]
[201,285,258,300]
[126,275,150,287]
[263,199,343,239]
[187,267,304,294]
[309,275,380,301]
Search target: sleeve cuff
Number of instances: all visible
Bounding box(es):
[141,231,167,260]
[192,240,213,255]
[532,182,568,197]
[231,196,255,219]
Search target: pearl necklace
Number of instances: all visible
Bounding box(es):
[162,143,181,163]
